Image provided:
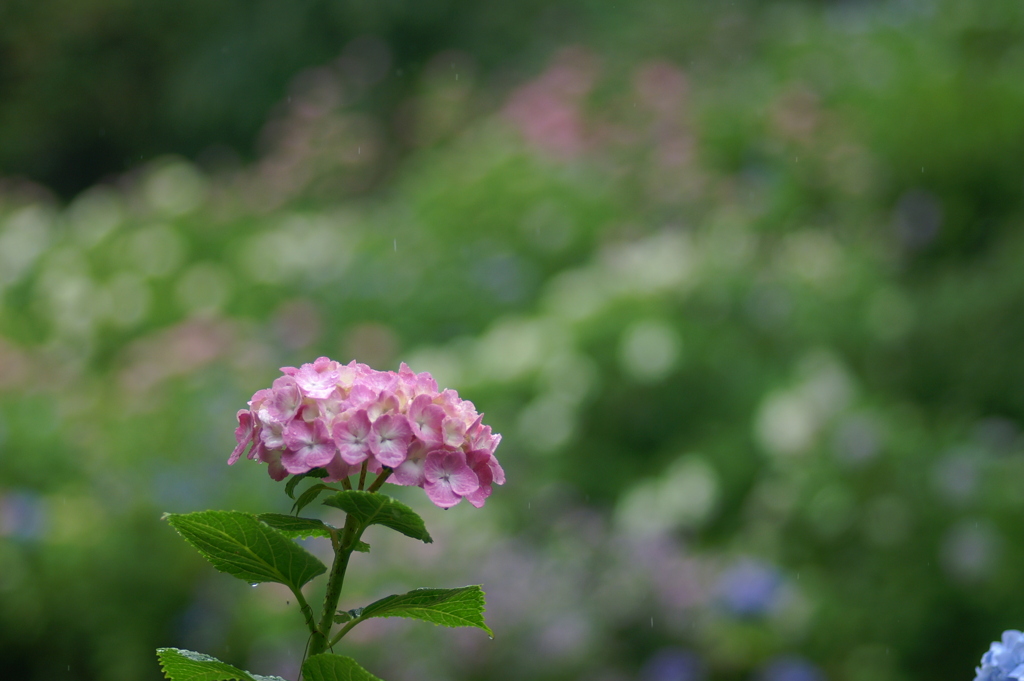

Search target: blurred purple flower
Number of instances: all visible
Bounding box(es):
[931,449,979,505]
[0,490,47,540]
[641,648,704,681]
[758,655,825,681]
[893,189,942,250]
[716,558,782,617]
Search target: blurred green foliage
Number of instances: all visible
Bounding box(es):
[0,0,589,197]
[2,0,1024,680]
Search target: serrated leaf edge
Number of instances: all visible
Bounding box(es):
[156,647,255,681]
[164,511,326,590]
[322,491,433,543]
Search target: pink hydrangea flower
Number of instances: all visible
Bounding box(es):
[423,448,480,509]
[229,358,504,508]
[281,418,335,474]
[332,410,373,465]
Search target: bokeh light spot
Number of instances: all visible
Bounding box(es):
[616,455,718,534]
[518,394,575,453]
[128,224,186,278]
[619,319,681,383]
[143,160,207,216]
[106,272,151,328]
[174,262,233,315]
[941,519,1000,582]
[0,205,53,289]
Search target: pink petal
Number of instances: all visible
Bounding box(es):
[337,360,373,390]
[423,448,460,484]
[324,454,356,482]
[362,456,384,476]
[488,454,505,486]
[423,448,479,496]
[393,458,426,486]
[392,440,430,486]
[442,416,467,447]
[399,362,438,395]
[262,376,302,422]
[362,370,399,395]
[229,410,254,464]
[343,384,376,410]
[369,414,413,467]
[280,450,311,474]
[281,418,312,449]
[268,459,289,481]
[297,403,318,423]
[408,394,445,444]
[246,426,262,460]
[332,410,372,464]
[317,388,345,420]
[437,389,462,417]
[260,421,286,450]
[465,484,492,508]
[424,479,462,508]
[468,449,504,486]
[367,391,399,421]
[466,450,494,487]
[258,446,289,481]
[448,465,480,496]
[467,418,500,454]
[248,388,273,410]
[309,446,338,468]
[282,419,335,472]
[294,357,342,398]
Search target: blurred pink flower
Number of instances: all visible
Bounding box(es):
[119,318,235,396]
[503,47,598,160]
[633,60,689,117]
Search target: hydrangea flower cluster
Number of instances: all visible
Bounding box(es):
[976,630,1024,681]
[229,357,503,508]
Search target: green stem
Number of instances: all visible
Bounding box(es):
[293,588,318,638]
[308,515,363,657]
[328,616,362,648]
[307,468,391,657]
[366,467,392,493]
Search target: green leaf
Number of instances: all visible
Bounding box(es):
[257,513,333,539]
[254,514,367,550]
[322,491,432,543]
[302,654,383,681]
[164,511,326,590]
[358,586,492,636]
[285,469,327,499]
[293,483,336,515]
[156,648,287,681]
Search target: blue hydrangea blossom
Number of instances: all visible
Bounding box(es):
[976,630,1024,681]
